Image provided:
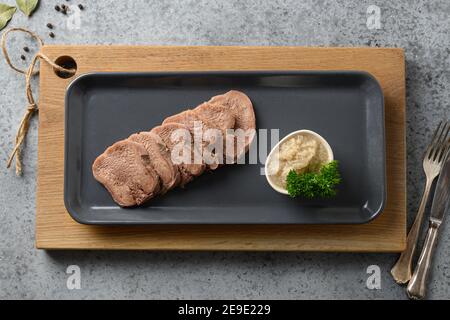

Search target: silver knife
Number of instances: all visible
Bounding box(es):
[407,150,450,299]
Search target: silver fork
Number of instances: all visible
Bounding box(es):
[391,120,450,284]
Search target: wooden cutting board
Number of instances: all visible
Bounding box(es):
[36,46,406,251]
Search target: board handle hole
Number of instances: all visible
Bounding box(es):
[53,56,77,79]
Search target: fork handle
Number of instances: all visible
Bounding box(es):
[391,180,433,284]
[407,222,439,299]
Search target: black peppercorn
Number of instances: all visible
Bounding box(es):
[49,32,55,38]
[78,4,84,10]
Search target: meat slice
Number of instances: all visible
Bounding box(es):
[163,109,197,128]
[151,123,205,186]
[193,102,237,166]
[92,140,160,207]
[192,102,235,133]
[208,90,255,132]
[164,103,235,136]
[208,90,256,161]
[128,132,180,193]
[163,108,228,170]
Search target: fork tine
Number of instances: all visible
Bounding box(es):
[446,140,450,160]
[431,122,450,162]
[425,121,444,158]
[438,139,450,163]
[430,121,450,161]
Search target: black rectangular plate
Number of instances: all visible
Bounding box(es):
[64,71,385,225]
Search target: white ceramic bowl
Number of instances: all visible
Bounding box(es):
[264,129,334,195]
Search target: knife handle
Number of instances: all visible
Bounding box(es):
[391,180,433,284]
[407,222,440,300]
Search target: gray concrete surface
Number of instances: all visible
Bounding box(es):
[0,0,449,300]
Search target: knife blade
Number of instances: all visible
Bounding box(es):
[430,151,450,225]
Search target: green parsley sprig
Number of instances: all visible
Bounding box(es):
[286,160,341,198]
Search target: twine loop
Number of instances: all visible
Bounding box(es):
[27,104,37,112]
[1,28,76,175]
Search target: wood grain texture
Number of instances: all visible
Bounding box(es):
[36,46,406,251]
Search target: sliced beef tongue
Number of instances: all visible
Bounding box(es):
[192,102,235,133]
[93,90,255,207]
[208,90,256,162]
[208,90,255,132]
[162,107,229,170]
[92,140,160,207]
[163,109,196,128]
[128,132,180,193]
[151,123,205,187]
[193,102,237,167]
